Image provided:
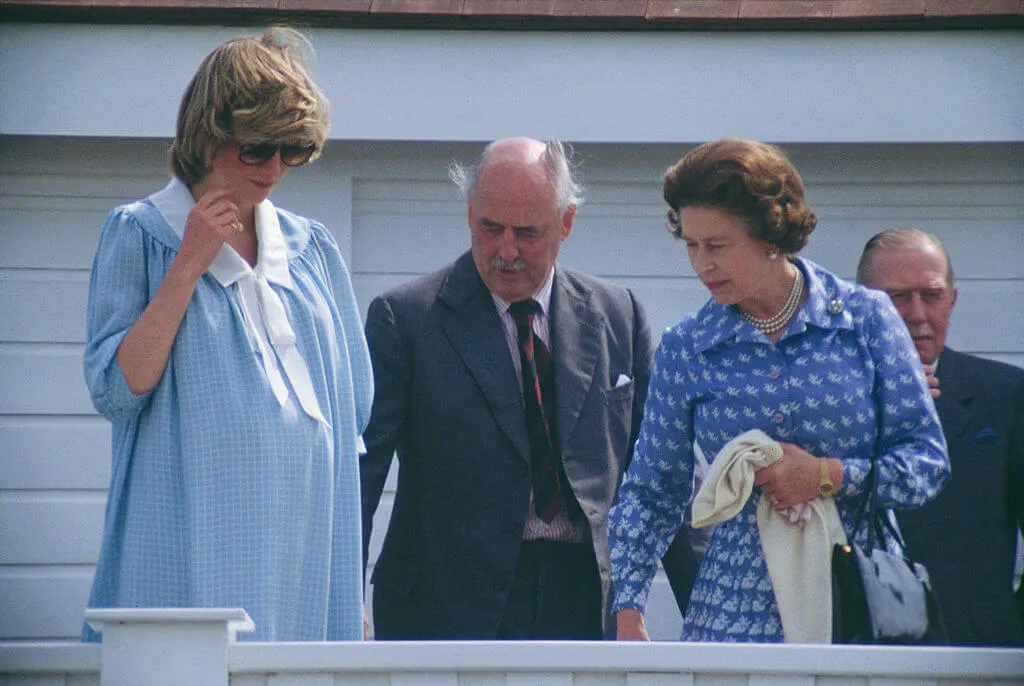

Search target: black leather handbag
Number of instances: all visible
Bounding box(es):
[831,458,949,644]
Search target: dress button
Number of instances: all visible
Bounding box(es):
[772,412,784,424]
[828,298,844,314]
[494,580,508,592]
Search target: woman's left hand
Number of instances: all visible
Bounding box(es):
[753,442,820,510]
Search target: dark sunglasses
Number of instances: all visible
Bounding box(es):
[237,142,317,167]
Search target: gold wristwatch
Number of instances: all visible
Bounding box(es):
[817,458,835,497]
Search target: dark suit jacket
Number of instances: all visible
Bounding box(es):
[360,251,693,639]
[897,347,1024,646]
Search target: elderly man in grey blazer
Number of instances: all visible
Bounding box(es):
[858,228,1024,646]
[360,137,697,639]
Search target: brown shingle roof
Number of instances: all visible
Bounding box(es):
[1,0,1021,29]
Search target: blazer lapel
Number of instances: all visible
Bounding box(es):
[935,348,974,442]
[550,266,602,453]
[437,253,530,460]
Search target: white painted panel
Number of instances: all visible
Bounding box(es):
[572,673,627,686]
[0,345,92,415]
[3,26,1023,143]
[0,173,165,204]
[0,493,105,565]
[267,674,334,686]
[0,209,107,270]
[692,676,747,686]
[0,271,91,343]
[506,674,570,686]
[0,567,93,639]
[749,677,814,686]
[390,674,458,686]
[337,675,391,686]
[947,284,1024,355]
[0,416,110,490]
[627,676,693,686]
[457,674,506,686]
[0,676,66,686]
[232,676,269,686]
[815,678,867,686]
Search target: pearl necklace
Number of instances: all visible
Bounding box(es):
[741,267,804,335]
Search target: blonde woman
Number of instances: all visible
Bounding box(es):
[83,28,372,642]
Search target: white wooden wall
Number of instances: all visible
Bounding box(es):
[0,136,1022,642]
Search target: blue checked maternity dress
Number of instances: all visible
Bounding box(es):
[609,258,949,642]
[82,179,373,641]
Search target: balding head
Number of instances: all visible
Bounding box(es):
[857,228,957,365]
[451,137,583,216]
[857,228,954,288]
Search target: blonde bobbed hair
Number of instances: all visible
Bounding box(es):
[169,27,330,186]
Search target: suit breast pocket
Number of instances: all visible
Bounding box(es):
[602,377,634,408]
[600,379,635,460]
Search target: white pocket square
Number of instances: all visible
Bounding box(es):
[614,373,632,388]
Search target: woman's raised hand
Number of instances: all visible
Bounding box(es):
[179,188,241,276]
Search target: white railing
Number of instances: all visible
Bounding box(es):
[1,609,1022,686]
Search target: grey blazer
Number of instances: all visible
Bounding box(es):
[897,347,1024,646]
[360,251,657,639]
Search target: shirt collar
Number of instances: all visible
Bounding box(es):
[149,178,293,290]
[491,266,555,318]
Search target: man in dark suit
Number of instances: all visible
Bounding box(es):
[360,137,697,639]
[858,228,1024,646]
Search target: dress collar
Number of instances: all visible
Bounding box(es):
[491,266,555,318]
[148,178,325,427]
[149,178,293,291]
[691,257,854,354]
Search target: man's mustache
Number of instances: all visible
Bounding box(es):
[908,325,935,339]
[492,256,527,272]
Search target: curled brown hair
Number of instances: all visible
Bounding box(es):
[169,27,330,187]
[662,139,817,254]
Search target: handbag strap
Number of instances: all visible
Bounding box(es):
[850,444,908,553]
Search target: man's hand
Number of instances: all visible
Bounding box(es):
[923,363,941,399]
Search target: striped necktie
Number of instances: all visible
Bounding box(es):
[509,299,562,522]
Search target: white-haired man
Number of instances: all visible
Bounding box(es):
[360,137,696,639]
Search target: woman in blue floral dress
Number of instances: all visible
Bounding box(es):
[609,139,949,642]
